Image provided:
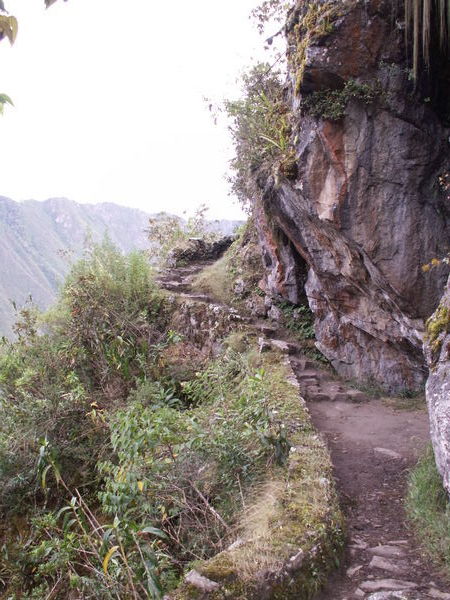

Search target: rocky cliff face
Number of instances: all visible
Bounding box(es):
[253,0,450,391]
[425,276,450,494]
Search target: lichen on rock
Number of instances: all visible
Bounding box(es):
[425,276,450,496]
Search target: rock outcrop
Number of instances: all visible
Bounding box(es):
[425,275,450,495]
[253,0,450,391]
[167,236,235,267]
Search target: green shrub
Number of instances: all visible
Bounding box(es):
[97,351,289,569]
[60,237,162,391]
[146,204,220,267]
[277,300,315,340]
[0,238,164,515]
[0,317,297,598]
[303,79,381,121]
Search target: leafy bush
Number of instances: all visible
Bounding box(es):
[60,238,163,392]
[0,238,164,515]
[0,347,294,598]
[0,247,295,599]
[97,350,290,568]
[277,300,315,340]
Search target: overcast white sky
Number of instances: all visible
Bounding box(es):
[0,0,273,219]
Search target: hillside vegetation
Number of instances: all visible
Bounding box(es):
[0,197,241,337]
[0,238,341,599]
[0,197,151,337]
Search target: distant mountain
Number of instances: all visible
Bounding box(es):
[0,197,242,337]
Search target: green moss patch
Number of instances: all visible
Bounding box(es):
[426,303,450,354]
[288,1,341,95]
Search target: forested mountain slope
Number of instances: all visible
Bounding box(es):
[0,196,152,335]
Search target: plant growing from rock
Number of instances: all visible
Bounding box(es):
[225,63,294,206]
[303,78,381,120]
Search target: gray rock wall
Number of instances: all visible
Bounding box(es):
[253,0,450,391]
[425,276,450,494]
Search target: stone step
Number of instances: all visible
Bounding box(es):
[290,356,318,370]
[369,555,408,575]
[179,293,212,303]
[268,339,303,355]
[299,378,320,387]
[254,323,278,337]
[329,391,350,402]
[323,383,348,401]
[365,592,422,599]
[296,369,329,381]
[368,546,407,559]
[158,280,187,290]
[347,389,369,403]
[360,579,418,593]
[306,390,330,402]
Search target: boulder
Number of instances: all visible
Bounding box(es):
[167,236,235,267]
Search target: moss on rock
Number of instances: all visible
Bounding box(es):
[426,304,450,352]
[288,1,342,95]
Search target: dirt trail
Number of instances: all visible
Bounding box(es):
[306,395,447,599]
[159,259,450,600]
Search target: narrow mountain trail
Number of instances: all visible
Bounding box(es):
[156,260,217,301]
[295,373,449,600]
[158,259,450,600]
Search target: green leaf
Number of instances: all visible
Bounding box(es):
[40,463,52,491]
[139,526,168,539]
[146,571,163,600]
[102,545,120,575]
[55,504,73,520]
[0,93,13,106]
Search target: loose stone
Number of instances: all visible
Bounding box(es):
[368,546,407,558]
[369,555,407,575]
[360,579,418,592]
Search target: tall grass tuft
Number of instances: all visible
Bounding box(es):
[407,444,450,573]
